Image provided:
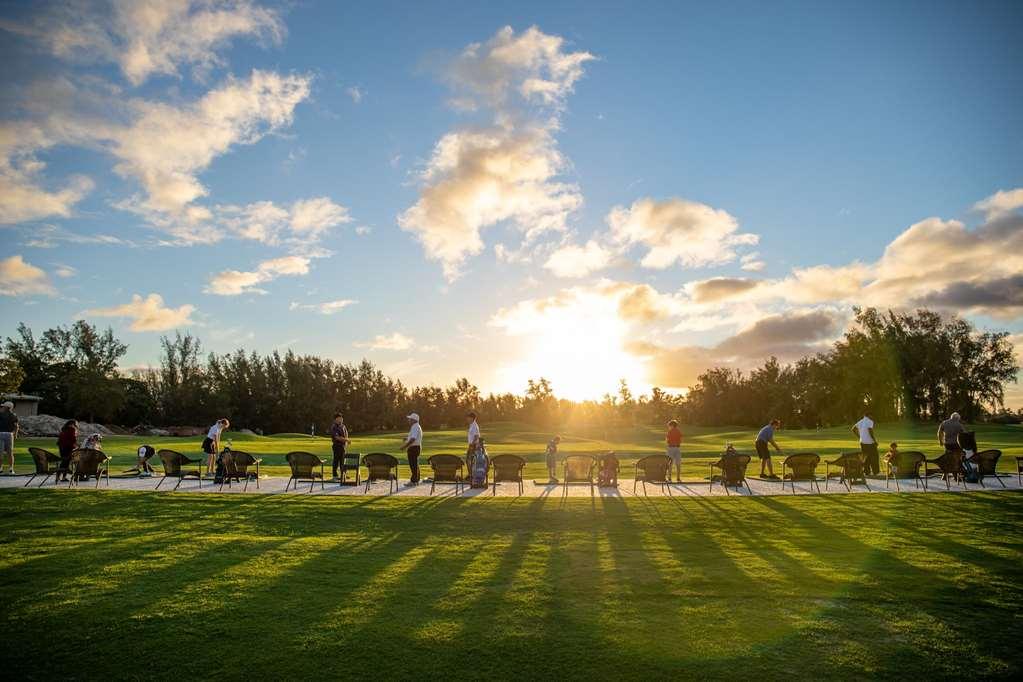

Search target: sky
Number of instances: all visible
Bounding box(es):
[0,0,1021,404]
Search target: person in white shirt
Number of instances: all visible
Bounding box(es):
[851,411,879,476]
[466,411,480,470]
[203,418,230,475]
[399,413,423,486]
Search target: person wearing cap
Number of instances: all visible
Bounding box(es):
[399,412,423,486]
[0,401,18,475]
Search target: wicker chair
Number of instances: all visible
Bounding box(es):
[363,453,399,493]
[338,452,361,486]
[156,449,203,490]
[973,449,1006,488]
[885,451,927,491]
[563,455,596,496]
[782,453,820,494]
[491,454,526,496]
[825,452,868,491]
[427,454,465,495]
[26,447,62,487]
[285,451,324,492]
[69,448,110,488]
[220,450,261,491]
[710,454,751,495]
[635,455,671,495]
[926,450,965,489]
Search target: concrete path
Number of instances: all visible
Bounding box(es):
[2,471,1020,497]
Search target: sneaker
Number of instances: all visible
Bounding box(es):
[403,481,419,487]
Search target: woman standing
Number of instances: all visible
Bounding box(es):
[203,418,230,476]
[56,419,78,483]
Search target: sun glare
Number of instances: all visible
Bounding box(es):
[493,290,650,402]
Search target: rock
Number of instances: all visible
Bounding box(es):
[19,414,114,438]
[236,428,256,435]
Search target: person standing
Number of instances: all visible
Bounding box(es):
[466,410,481,468]
[937,412,965,454]
[56,419,78,482]
[666,419,683,482]
[202,418,230,475]
[330,413,350,480]
[0,401,19,475]
[545,435,562,482]
[754,419,782,479]
[399,412,423,487]
[852,411,879,476]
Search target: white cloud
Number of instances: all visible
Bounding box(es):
[0,160,94,224]
[345,86,363,103]
[974,187,1023,220]
[289,299,357,315]
[289,197,351,237]
[218,196,351,244]
[740,252,765,272]
[82,293,196,331]
[544,240,613,278]
[607,197,759,269]
[354,225,372,236]
[22,224,134,249]
[5,0,285,86]
[53,264,77,278]
[400,26,593,281]
[0,255,56,297]
[206,255,310,296]
[355,332,416,351]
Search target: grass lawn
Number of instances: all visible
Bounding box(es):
[1,489,1021,679]
[9,420,1023,481]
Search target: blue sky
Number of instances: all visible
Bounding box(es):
[1,0,1021,403]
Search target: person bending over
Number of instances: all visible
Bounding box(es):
[203,418,230,475]
[754,419,782,479]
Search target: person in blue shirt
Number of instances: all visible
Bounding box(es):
[754,419,783,479]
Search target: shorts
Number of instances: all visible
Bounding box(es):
[0,432,13,456]
[546,452,558,470]
[201,437,216,454]
[755,440,771,460]
[666,446,682,466]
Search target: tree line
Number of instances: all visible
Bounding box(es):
[1,307,1017,433]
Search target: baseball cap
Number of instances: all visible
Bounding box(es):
[407,412,420,421]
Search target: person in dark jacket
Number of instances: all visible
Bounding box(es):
[56,419,78,482]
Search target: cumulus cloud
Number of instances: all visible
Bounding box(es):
[400,26,593,281]
[0,255,56,297]
[0,161,94,224]
[3,0,285,86]
[740,252,765,272]
[974,187,1023,220]
[206,255,310,295]
[355,333,416,351]
[607,197,759,269]
[345,86,363,103]
[544,240,613,278]
[82,293,196,331]
[289,299,357,315]
[686,277,763,303]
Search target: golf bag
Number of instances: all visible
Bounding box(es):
[470,441,489,488]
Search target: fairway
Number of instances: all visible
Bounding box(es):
[2,490,1022,679]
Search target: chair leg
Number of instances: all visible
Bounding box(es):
[285,478,292,492]
[431,481,435,496]
[156,476,165,490]
[24,474,36,487]
[39,473,53,487]
[173,478,182,491]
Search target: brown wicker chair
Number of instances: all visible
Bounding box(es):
[427,454,465,495]
[710,454,751,495]
[338,452,361,486]
[885,450,927,491]
[563,455,596,496]
[69,448,110,488]
[825,452,868,491]
[219,450,261,491]
[635,455,671,495]
[926,450,965,489]
[156,449,203,490]
[782,453,820,494]
[973,449,1006,488]
[285,451,324,492]
[26,447,62,487]
[363,453,399,493]
[491,454,526,496]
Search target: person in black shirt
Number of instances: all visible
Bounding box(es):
[0,401,18,475]
[330,413,350,480]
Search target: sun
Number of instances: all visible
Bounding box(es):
[492,289,651,402]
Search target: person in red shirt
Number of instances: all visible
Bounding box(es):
[666,419,683,482]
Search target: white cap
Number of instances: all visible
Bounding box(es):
[407,412,420,422]
[1,401,13,408]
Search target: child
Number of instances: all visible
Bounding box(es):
[83,433,103,451]
[134,444,156,477]
[883,442,899,475]
[545,435,561,483]
[469,438,489,488]
[597,451,619,488]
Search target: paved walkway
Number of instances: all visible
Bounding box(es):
[2,472,1020,497]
